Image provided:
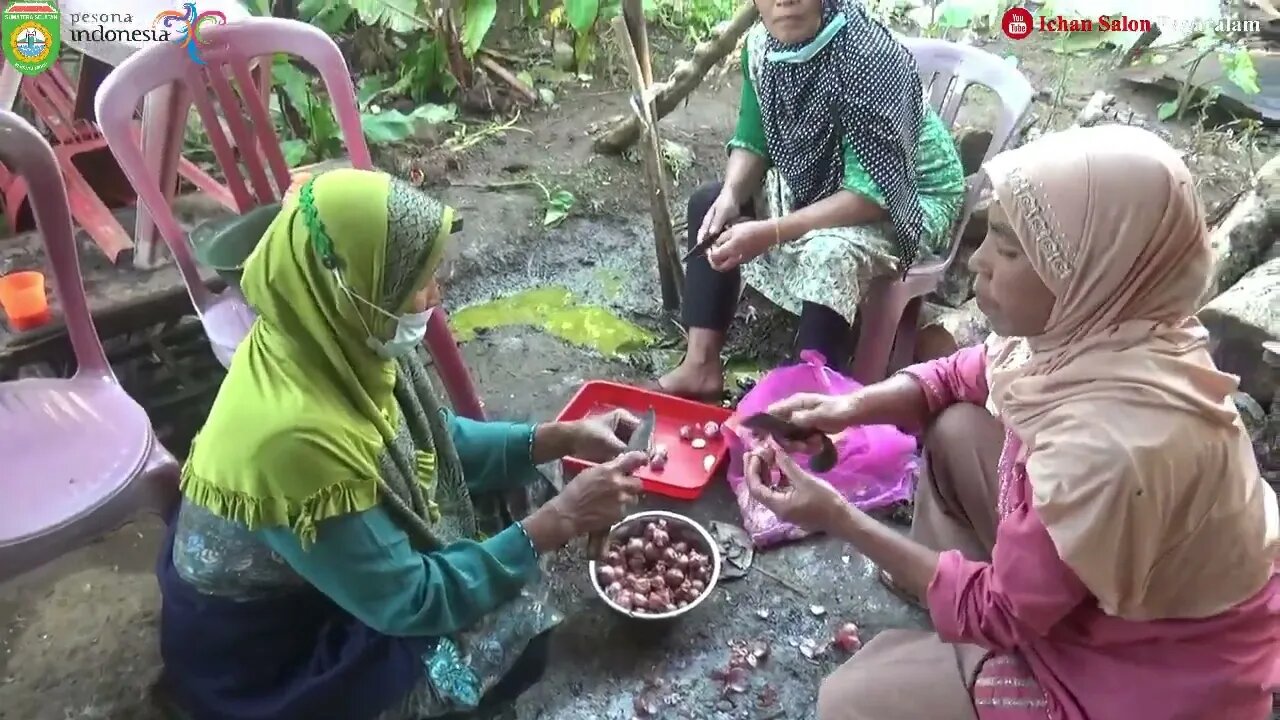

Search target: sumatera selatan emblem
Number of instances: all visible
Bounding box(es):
[2,0,58,76]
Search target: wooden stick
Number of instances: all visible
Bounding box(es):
[623,0,653,88]
[593,2,758,154]
[477,54,538,105]
[754,566,808,597]
[611,16,683,311]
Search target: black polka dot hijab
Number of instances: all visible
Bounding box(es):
[755,0,926,272]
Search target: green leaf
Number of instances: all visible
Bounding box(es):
[461,0,498,57]
[543,189,576,226]
[525,0,540,18]
[1220,48,1260,94]
[357,76,387,108]
[272,57,312,118]
[544,207,569,226]
[573,29,596,69]
[346,0,423,34]
[296,0,330,20]
[361,110,416,144]
[563,0,601,34]
[936,3,974,29]
[410,103,458,125]
[1156,100,1179,121]
[298,0,353,32]
[281,139,309,166]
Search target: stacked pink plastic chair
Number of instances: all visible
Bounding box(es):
[96,17,485,419]
[0,110,180,581]
[849,38,1034,384]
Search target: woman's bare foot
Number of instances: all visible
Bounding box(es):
[656,357,724,401]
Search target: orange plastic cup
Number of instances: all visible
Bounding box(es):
[0,270,51,331]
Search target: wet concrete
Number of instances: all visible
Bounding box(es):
[520,481,926,720]
[437,214,926,720]
[0,206,899,720]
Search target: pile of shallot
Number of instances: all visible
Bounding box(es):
[597,518,713,614]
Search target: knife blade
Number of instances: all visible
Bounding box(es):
[586,407,656,559]
[628,407,657,454]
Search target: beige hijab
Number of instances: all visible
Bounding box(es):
[983,125,1279,621]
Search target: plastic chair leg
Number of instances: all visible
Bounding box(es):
[888,296,923,375]
[0,62,20,111]
[850,285,902,385]
[425,308,486,420]
[133,85,180,267]
[58,157,134,263]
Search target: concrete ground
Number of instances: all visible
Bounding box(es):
[0,209,924,720]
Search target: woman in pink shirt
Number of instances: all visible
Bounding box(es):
[745,125,1280,719]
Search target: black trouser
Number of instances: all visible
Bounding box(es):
[681,181,853,367]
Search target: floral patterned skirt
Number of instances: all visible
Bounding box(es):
[741,164,963,327]
[375,581,561,719]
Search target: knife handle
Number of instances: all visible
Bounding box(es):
[586,531,607,559]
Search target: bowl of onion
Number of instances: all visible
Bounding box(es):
[589,510,722,620]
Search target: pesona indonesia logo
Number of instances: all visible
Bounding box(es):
[1,0,59,76]
[153,2,227,65]
[65,12,174,45]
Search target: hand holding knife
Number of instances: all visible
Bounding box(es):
[585,407,655,559]
[740,412,838,473]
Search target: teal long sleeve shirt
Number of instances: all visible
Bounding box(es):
[257,415,544,638]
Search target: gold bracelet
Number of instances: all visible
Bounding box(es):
[773,219,782,245]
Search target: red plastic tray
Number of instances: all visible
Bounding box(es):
[555,381,733,500]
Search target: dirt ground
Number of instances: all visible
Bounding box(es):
[2,29,1277,720]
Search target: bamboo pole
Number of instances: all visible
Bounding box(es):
[611,12,683,311]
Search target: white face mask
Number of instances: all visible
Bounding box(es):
[366,309,429,359]
[329,268,430,360]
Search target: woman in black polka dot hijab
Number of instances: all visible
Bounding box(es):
[657,0,965,401]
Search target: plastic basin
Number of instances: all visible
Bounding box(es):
[190,203,282,287]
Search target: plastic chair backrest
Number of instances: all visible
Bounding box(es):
[901,38,1034,268]
[95,17,373,309]
[0,111,111,377]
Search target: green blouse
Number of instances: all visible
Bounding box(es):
[727,43,965,251]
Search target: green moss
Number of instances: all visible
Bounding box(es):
[450,287,655,356]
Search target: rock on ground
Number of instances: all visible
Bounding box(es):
[1200,254,1280,403]
[1203,153,1280,301]
[919,298,990,360]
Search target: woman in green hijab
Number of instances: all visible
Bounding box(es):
[155,168,647,720]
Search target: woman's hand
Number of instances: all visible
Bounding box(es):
[531,410,640,464]
[744,441,852,535]
[707,219,778,272]
[524,452,648,551]
[568,409,641,462]
[698,189,745,247]
[768,392,864,435]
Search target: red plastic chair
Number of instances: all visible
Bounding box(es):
[0,110,180,582]
[95,17,485,419]
[849,39,1033,384]
[0,65,232,264]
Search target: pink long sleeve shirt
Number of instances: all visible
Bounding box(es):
[902,346,1280,720]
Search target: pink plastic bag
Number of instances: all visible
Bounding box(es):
[723,351,918,547]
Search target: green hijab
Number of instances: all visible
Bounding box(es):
[181,168,474,547]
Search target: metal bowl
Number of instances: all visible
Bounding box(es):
[588,510,722,621]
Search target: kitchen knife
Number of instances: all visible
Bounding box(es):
[741,412,838,473]
[586,407,656,559]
